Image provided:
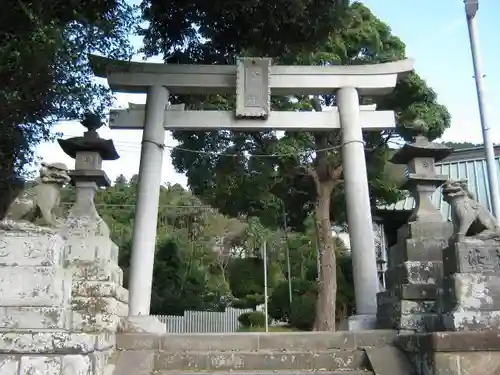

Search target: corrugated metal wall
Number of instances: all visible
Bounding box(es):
[154,307,252,333]
[378,156,500,220]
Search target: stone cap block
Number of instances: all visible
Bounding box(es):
[58,136,119,161]
[62,215,110,238]
[0,267,71,307]
[0,306,70,331]
[439,273,500,313]
[443,239,500,276]
[388,238,447,266]
[72,281,128,304]
[0,232,64,267]
[385,261,442,289]
[71,309,123,333]
[67,261,123,285]
[379,283,438,302]
[441,310,500,332]
[395,331,500,352]
[377,299,435,318]
[70,169,111,188]
[397,222,453,242]
[64,236,119,264]
[0,332,109,354]
[376,313,436,332]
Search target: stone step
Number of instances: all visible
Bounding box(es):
[116,330,397,352]
[154,349,368,371]
[155,372,374,375]
[112,349,372,373]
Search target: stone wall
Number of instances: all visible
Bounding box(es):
[377,222,452,331]
[0,215,129,374]
[0,230,113,374]
[63,215,128,334]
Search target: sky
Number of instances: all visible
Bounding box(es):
[36,0,500,187]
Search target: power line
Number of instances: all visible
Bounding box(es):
[62,133,345,158]
[61,202,214,209]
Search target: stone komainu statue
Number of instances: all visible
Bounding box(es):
[442,179,499,240]
[4,162,71,227]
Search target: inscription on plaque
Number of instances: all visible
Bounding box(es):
[463,247,497,272]
[467,248,488,266]
[244,67,263,108]
[236,57,271,118]
[75,151,102,170]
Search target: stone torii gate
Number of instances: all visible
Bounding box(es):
[90,55,414,330]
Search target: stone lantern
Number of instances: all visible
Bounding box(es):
[56,113,130,336]
[376,120,454,332]
[58,113,119,220]
[390,120,452,223]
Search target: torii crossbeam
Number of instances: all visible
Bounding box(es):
[109,104,394,131]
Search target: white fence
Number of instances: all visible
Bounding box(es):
[154,307,252,333]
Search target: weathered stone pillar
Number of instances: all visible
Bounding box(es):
[0,160,109,374]
[0,230,76,374]
[338,86,380,330]
[396,181,500,375]
[377,125,453,331]
[58,113,128,332]
[437,179,500,331]
[128,85,169,317]
[57,115,131,373]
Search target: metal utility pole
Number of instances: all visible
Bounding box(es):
[262,241,269,333]
[464,0,500,223]
[282,207,293,306]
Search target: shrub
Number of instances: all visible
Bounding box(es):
[289,294,316,331]
[238,311,267,328]
[228,257,264,298]
[231,293,265,310]
[268,279,317,322]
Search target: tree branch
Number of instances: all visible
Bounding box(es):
[306,166,321,195]
[365,130,396,152]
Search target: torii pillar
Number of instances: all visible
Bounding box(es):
[128,85,169,317]
[90,55,414,330]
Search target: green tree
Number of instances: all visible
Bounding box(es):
[444,142,480,150]
[140,0,349,62]
[268,278,317,323]
[1,0,136,195]
[60,175,243,314]
[141,2,450,329]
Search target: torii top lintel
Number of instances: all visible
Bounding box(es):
[89,54,414,96]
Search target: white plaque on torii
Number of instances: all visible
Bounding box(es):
[235,57,271,119]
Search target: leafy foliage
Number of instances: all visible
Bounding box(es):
[238,311,267,328]
[228,258,266,299]
[290,294,317,331]
[140,0,349,62]
[1,0,136,181]
[268,279,317,323]
[443,142,481,150]
[61,175,246,314]
[59,173,358,320]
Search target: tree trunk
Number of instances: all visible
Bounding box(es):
[313,181,337,331]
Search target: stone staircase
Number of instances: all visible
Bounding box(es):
[111,330,404,375]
